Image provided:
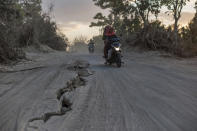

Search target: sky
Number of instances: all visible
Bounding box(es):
[42,0,196,42]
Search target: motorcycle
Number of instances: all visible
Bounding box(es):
[88,44,94,53]
[105,38,122,67]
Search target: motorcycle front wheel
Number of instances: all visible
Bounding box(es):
[116,53,122,68]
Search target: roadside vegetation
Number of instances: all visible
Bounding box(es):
[69,35,88,53]
[0,0,68,63]
[90,0,197,57]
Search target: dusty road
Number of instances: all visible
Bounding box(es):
[0,52,197,131]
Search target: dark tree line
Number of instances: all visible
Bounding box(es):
[0,0,68,63]
[91,0,197,57]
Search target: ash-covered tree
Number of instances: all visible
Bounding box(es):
[90,0,163,33]
[90,0,142,35]
[0,0,68,63]
[187,1,197,43]
[19,0,67,50]
[0,0,24,43]
[163,0,190,45]
[90,13,112,28]
[90,0,127,32]
[0,0,25,63]
[128,0,162,27]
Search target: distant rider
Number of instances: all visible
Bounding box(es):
[88,39,95,52]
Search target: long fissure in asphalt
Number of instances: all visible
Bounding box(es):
[28,60,93,124]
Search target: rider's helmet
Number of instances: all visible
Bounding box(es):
[90,39,93,43]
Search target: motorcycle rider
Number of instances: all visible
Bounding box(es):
[88,39,95,52]
[102,25,118,59]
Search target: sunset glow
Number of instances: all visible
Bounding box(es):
[42,0,196,42]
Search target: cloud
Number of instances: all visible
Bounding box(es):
[158,12,195,26]
[57,21,101,42]
[183,0,196,12]
[42,0,196,41]
[42,0,106,42]
[58,22,82,32]
[42,0,108,23]
[180,12,195,26]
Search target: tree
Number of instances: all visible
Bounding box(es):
[0,0,25,63]
[90,13,112,27]
[0,0,68,63]
[127,0,162,27]
[164,0,190,45]
[90,0,128,30]
[189,1,197,42]
[90,0,162,33]
[184,1,197,43]
[90,0,142,34]
[23,0,42,18]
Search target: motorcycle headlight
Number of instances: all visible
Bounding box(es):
[114,47,120,51]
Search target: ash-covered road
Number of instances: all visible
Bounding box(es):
[0,52,197,131]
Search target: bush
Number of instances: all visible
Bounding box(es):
[0,0,68,63]
[70,36,88,52]
[19,13,67,51]
[180,40,197,57]
[0,1,25,63]
[179,11,197,57]
[133,21,175,51]
[0,41,24,63]
[92,35,103,52]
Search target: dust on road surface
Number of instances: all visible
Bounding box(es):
[0,52,197,131]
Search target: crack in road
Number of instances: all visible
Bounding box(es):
[28,60,93,125]
[0,66,47,73]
